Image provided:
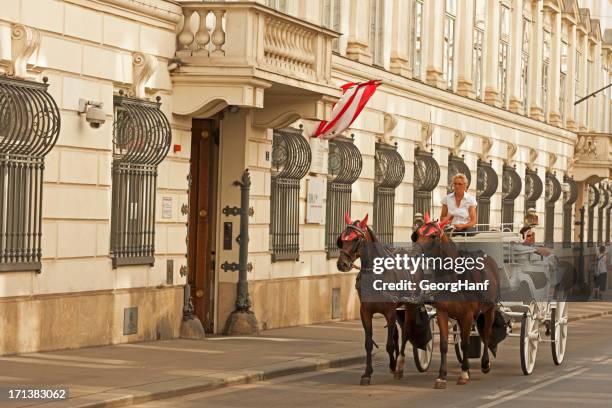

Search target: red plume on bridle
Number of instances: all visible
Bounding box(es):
[417,212,448,237]
[344,212,368,229]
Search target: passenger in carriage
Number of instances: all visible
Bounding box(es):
[519,226,551,257]
[440,173,477,236]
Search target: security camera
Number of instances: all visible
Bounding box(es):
[78,99,106,129]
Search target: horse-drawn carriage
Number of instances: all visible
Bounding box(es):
[409,226,568,376]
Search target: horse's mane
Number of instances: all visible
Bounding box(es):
[366,226,379,242]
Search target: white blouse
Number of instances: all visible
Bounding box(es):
[441,192,477,226]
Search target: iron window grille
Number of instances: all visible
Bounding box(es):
[325,137,362,258]
[499,3,510,108]
[413,0,424,78]
[443,0,457,90]
[447,153,471,194]
[501,164,521,231]
[476,159,498,231]
[270,128,311,262]
[521,17,531,111]
[373,143,404,244]
[544,172,561,246]
[473,0,486,100]
[524,168,543,218]
[413,147,440,222]
[542,30,551,119]
[562,175,578,248]
[597,183,608,245]
[586,184,598,248]
[110,94,171,268]
[606,184,612,243]
[560,41,568,124]
[0,75,60,272]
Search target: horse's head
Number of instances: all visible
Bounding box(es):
[413,212,451,254]
[336,213,372,272]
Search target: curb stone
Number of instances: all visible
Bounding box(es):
[28,308,612,408]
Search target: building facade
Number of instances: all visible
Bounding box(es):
[0,0,611,355]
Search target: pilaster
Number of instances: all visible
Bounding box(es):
[425,0,445,88]
[484,0,501,106]
[508,0,524,113]
[389,0,411,76]
[529,0,544,120]
[547,9,562,126]
[346,0,372,63]
[456,0,475,97]
[565,23,577,131]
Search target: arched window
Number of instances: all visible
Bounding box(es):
[586,184,599,248]
[597,183,609,245]
[476,160,498,231]
[110,95,171,267]
[524,168,543,216]
[501,165,521,231]
[447,153,471,194]
[373,143,404,244]
[0,76,60,272]
[562,175,578,248]
[270,128,311,261]
[414,148,440,221]
[544,172,562,246]
[325,137,362,257]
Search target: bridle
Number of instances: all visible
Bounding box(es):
[338,223,369,271]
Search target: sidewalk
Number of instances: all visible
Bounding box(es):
[2,302,611,408]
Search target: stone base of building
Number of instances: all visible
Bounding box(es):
[217,273,361,332]
[0,286,183,356]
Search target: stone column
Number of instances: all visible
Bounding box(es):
[593,41,603,132]
[456,0,475,97]
[566,23,577,131]
[508,0,524,113]
[425,0,445,88]
[484,0,501,106]
[548,9,562,126]
[389,0,411,76]
[346,0,372,63]
[529,0,544,120]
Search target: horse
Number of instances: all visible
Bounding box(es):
[411,214,501,389]
[336,212,414,385]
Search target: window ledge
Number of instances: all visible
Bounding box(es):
[0,262,41,273]
[112,256,155,268]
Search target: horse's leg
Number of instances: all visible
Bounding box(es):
[457,312,473,385]
[481,306,495,374]
[434,309,449,389]
[395,307,411,379]
[360,304,374,385]
[385,309,397,374]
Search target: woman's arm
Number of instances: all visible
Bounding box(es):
[440,204,451,221]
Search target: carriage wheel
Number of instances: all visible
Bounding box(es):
[453,323,464,363]
[520,308,539,375]
[413,317,435,372]
[551,302,568,365]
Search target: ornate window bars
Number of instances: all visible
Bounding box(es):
[325,137,362,258]
[501,165,521,231]
[270,128,311,261]
[597,183,609,245]
[373,143,404,244]
[476,160,498,231]
[524,168,543,217]
[446,153,471,194]
[606,184,612,244]
[0,76,60,272]
[110,94,171,267]
[544,172,561,246]
[414,147,440,221]
[586,184,599,248]
[562,175,578,248]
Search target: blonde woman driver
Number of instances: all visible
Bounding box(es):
[440,173,477,236]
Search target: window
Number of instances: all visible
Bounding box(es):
[476,160,498,231]
[325,137,362,257]
[266,0,287,12]
[110,96,171,267]
[499,3,510,108]
[562,176,578,248]
[521,17,531,111]
[269,128,311,261]
[542,29,551,118]
[373,143,405,244]
[323,0,341,52]
[575,49,581,122]
[413,0,424,78]
[560,41,568,124]
[501,165,521,231]
[587,184,598,247]
[413,148,440,221]
[544,172,561,246]
[587,59,593,127]
[443,0,457,90]
[0,76,60,272]
[370,0,384,66]
[524,168,543,218]
[473,0,486,99]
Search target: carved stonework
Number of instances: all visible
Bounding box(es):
[504,143,517,166]
[450,130,466,156]
[547,152,558,172]
[479,137,493,162]
[418,122,434,151]
[132,52,157,98]
[528,147,538,170]
[379,113,398,144]
[8,24,41,78]
[575,135,598,157]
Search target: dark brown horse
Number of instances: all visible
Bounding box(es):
[412,214,500,388]
[336,213,412,385]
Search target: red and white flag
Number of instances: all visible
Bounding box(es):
[303,80,381,139]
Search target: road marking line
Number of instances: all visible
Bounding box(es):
[205,337,302,342]
[476,366,590,408]
[592,356,607,362]
[481,390,514,400]
[117,344,225,353]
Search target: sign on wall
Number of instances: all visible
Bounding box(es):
[306,178,325,224]
[308,137,328,174]
[162,197,173,219]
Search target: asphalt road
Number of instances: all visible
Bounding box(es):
[132,315,612,408]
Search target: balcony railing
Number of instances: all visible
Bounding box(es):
[176,2,336,84]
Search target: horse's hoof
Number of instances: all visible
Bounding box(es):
[360,376,371,386]
[434,379,447,389]
[457,376,470,385]
[482,363,491,374]
[394,370,404,379]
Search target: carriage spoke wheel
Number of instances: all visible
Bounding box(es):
[520,307,540,375]
[413,317,435,372]
[551,302,568,365]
